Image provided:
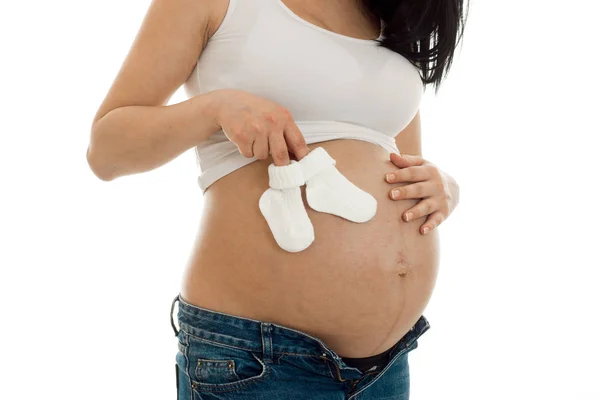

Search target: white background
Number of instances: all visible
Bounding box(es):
[1,0,599,399]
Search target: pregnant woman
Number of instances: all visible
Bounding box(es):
[87,0,466,398]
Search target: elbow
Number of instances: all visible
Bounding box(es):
[86,125,116,182]
[86,146,114,182]
[87,117,118,182]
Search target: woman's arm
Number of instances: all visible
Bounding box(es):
[88,95,221,181]
[86,0,223,181]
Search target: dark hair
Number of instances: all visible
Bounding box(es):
[361,0,469,93]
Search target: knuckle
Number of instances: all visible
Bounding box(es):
[273,148,289,161]
[230,127,243,139]
[240,148,253,158]
[236,129,249,142]
[414,184,423,197]
[257,130,270,141]
[290,136,307,149]
[443,189,452,202]
[263,113,277,125]
[436,180,446,192]
[279,106,292,119]
[250,121,262,132]
[442,206,450,217]
[425,201,433,215]
[434,209,445,220]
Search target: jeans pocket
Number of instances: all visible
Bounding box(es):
[183,330,269,394]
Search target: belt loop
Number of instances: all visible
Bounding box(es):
[170,294,180,337]
[260,322,273,364]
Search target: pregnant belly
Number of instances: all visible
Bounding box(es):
[181,139,440,357]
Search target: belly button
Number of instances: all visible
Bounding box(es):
[396,250,410,276]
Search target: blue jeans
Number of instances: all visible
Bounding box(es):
[170,294,430,399]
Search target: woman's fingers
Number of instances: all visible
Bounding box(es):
[268,131,291,166]
[236,116,308,166]
[238,138,255,159]
[252,135,269,160]
[401,198,437,221]
[385,166,429,184]
[421,210,446,235]
[283,121,310,161]
[389,182,437,200]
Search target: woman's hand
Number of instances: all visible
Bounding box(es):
[211,89,311,165]
[385,153,459,235]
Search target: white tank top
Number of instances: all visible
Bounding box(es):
[183,0,423,193]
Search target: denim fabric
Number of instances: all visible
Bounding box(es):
[170,294,430,400]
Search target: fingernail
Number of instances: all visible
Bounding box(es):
[386,173,395,182]
[392,190,400,199]
[404,213,413,221]
[423,226,429,234]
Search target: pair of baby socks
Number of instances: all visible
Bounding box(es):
[258,147,377,252]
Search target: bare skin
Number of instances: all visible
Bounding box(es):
[182,137,440,357]
[89,0,441,358]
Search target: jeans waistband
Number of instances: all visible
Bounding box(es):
[171,293,344,361]
[170,293,430,370]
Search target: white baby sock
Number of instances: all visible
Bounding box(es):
[258,160,315,253]
[298,147,377,223]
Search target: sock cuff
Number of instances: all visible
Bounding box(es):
[298,147,336,181]
[268,160,305,189]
